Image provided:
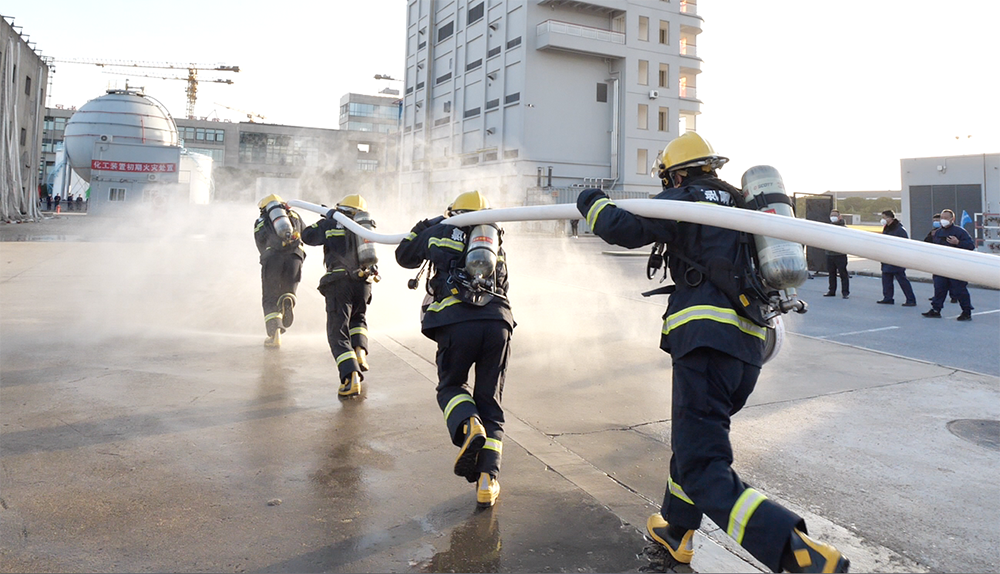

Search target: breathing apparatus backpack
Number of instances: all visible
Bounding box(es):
[407,224,506,307]
[643,167,807,328]
[321,209,380,284]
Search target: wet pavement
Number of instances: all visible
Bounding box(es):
[2,209,998,573]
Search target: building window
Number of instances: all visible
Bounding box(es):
[466,59,483,71]
[503,149,518,159]
[436,72,452,84]
[443,101,452,113]
[109,188,127,201]
[659,63,669,88]
[25,75,31,96]
[19,128,26,146]
[486,98,500,110]
[488,46,502,58]
[464,107,482,118]
[596,82,608,103]
[637,149,648,175]
[638,104,648,130]
[468,2,485,24]
[638,16,649,41]
[638,60,649,86]
[357,159,379,171]
[238,132,320,166]
[438,21,454,42]
[658,107,669,132]
[506,36,521,49]
[659,20,670,45]
[504,93,520,105]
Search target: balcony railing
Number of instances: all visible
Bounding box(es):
[680,0,697,15]
[680,40,697,57]
[679,83,697,100]
[537,19,625,45]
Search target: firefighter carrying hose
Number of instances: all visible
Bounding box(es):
[394,190,514,508]
[301,194,379,397]
[254,194,305,349]
[577,132,849,573]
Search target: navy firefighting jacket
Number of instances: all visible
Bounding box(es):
[301,211,368,284]
[577,174,765,366]
[254,208,305,263]
[395,216,514,338]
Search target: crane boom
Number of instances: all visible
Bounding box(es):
[52,57,239,119]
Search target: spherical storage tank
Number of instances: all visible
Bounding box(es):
[63,89,179,182]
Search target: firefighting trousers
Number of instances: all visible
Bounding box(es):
[261,254,302,336]
[434,320,511,478]
[321,279,371,382]
[661,347,803,573]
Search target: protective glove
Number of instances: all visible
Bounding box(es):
[577,188,609,219]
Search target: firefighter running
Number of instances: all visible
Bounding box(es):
[254,194,305,349]
[577,132,849,573]
[301,194,379,397]
[394,191,515,508]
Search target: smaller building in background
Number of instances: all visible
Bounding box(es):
[901,153,1000,253]
[339,93,402,134]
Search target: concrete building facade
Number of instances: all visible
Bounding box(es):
[399,0,702,208]
[1,15,50,220]
[339,92,402,133]
[901,153,1000,253]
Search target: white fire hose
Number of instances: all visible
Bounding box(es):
[287,199,1000,289]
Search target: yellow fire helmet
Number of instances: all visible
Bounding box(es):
[447,190,490,216]
[651,132,729,180]
[258,194,283,209]
[337,194,368,212]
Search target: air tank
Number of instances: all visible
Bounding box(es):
[62,89,178,182]
[261,198,294,241]
[352,211,379,269]
[740,166,809,290]
[464,224,500,280]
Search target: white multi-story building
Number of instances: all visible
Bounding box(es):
[399,0,703,207]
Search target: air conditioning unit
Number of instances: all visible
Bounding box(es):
[98,134,113,142]
[147,173,158,182]
[648,90,659,99]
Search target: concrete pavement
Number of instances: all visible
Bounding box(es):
[2,209,998,573]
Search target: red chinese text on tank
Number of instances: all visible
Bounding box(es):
[91,160,177,173]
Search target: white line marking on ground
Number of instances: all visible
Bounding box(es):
[817,326,900,339]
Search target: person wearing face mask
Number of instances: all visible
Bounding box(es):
[923,213,942,242]
[923,209,975,321]
[875,210,917,306]
[823,210,850,299]
[923,214,958,304]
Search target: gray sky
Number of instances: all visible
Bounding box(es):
[11,0,999,194]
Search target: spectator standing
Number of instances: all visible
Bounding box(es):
[923,209,975,321]
[823,210,850,299]
[876,210,917,306]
